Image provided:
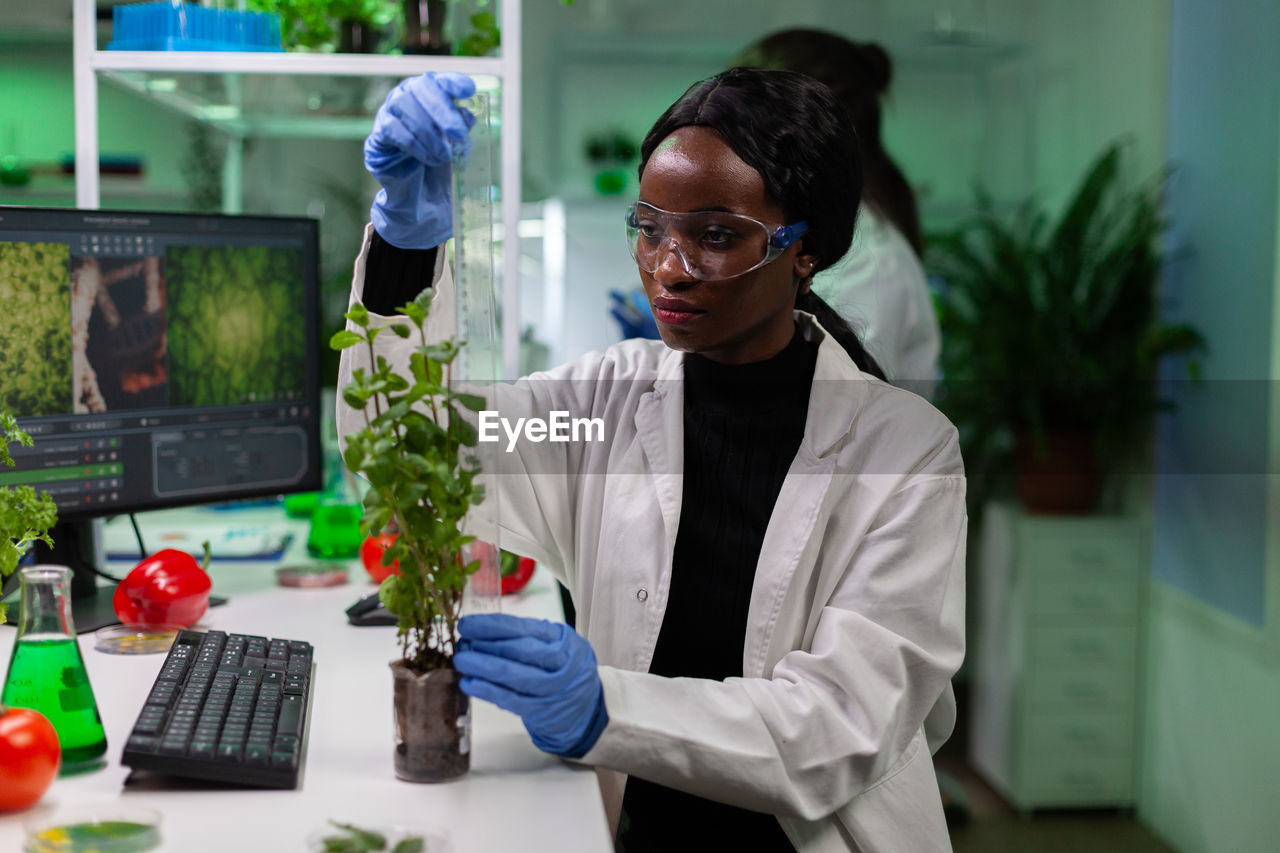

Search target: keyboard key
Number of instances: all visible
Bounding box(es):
[277,695,303,737]
[127,735,159,753]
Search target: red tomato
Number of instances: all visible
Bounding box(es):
[0,705,61,813]
[360,532,401,583]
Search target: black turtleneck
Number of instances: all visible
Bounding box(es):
[620,325,817,853]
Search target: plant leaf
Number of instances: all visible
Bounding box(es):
[452,392,487,412]
[345,303,370,328]
[329,330,363,350]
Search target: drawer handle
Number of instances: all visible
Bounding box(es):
[1063,726,1104,744]
[1067,639,1107,657]
[1068,594,1106,610]
[1063,771,1101,785]
[1065,682,1105,700]
[1069,548,1107,565]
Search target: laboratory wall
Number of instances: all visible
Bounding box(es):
[1138,0,1280,850]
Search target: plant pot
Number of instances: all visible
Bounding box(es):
[390,660,470,782]
[1014,429,1104,514]
[401,0,450,55]
[338,20,381,54]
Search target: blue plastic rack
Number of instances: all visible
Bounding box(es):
[108,2,284,52]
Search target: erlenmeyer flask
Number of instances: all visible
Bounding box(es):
[3,565,108,772]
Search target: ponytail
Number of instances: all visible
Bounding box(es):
[796,290,886,381]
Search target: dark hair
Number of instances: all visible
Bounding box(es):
[639,67,886,380]
[734,29,924,257]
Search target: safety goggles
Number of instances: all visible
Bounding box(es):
[624,202,808,282]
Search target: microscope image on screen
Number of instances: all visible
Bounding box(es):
[163,245,307,407]
[0,241,73,419]
[71,255,169,413]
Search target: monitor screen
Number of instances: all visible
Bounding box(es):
[0,206,324,627]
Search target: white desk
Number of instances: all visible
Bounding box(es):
[0,511,612,852]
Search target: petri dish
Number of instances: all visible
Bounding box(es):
[93,625,179,656]
[277,564,349,588]
[24,805,162,853]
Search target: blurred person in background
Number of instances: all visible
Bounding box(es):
[734,29,941,399]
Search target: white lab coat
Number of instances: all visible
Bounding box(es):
[338,225,966,853]
[813,206,941,399]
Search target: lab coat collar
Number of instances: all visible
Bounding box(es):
[635,310,871,472]
[632,311,872,588]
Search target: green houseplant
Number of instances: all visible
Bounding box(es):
[330,288,487,782]
[1,412,58,625]
[247,0,400,51]
[927,142,1205,513]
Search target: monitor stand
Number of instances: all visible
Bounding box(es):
[70,589,124,634]
[30,519,123,634]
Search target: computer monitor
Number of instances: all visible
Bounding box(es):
[0,206,324,631]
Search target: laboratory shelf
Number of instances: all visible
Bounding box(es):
[91,50,503,77]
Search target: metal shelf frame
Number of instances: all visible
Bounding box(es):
[72,0,523,378]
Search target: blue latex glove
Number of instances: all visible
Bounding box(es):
[608,289,660,340]
[455,613,609,758]
[365,72,477,250]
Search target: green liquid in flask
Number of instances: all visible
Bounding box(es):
[2,635,108,767]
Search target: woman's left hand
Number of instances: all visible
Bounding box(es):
[456,614,608,757]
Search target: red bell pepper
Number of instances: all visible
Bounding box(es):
[500,550,536,595]
[360,531,401,583]
[113,541,213,630]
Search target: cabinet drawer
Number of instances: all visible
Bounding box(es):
[1019,533,1142,581]
[1029,625,1138,669]
[1023,711,1134,755]
[1025,666,1137,712]
[1029,578,1139,621]
[1018,754,1135,807]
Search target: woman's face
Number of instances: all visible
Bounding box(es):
[636,126,817,365]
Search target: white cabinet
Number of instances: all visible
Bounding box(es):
[969,502,1147,810]
[70,0,523,377]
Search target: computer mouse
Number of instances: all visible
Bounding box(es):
[345,591,397,627]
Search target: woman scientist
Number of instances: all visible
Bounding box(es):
[339,68,965,853]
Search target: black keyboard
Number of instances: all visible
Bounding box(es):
[121,629,314,789]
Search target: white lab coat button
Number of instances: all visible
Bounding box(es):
[636,588,648,602]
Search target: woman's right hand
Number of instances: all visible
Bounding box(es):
[364,72,477,250]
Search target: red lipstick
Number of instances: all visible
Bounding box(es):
[652,296,705,326]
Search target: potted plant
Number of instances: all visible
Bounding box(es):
[584,129,638,195]
[330,0,400,52]
[927,142,1205,514]
[247,0,400,52]
[1,412,58,625]
[330,288,487,782]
